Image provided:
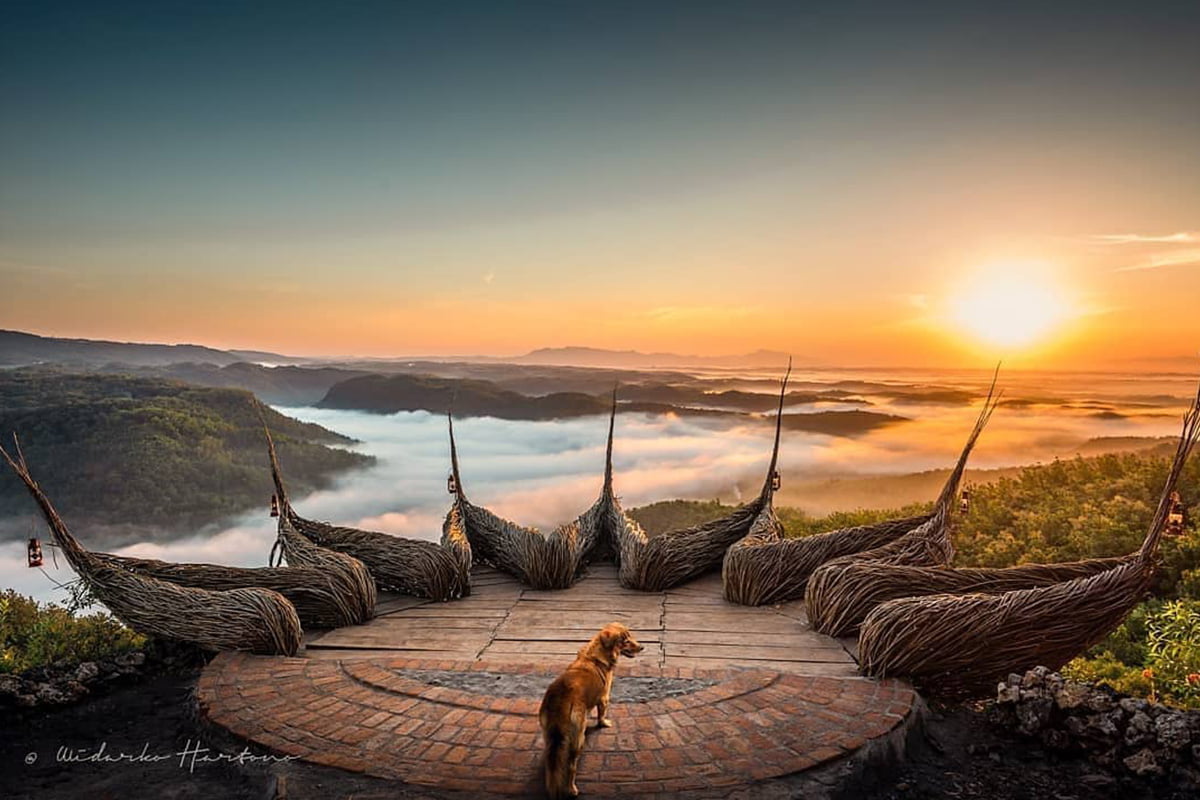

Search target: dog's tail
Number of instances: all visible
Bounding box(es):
[543,724,570,799]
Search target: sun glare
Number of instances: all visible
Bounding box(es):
[949,263,1071,350]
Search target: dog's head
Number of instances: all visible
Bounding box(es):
[598,623,644,659]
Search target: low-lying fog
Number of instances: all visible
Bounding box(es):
[4,371,1196,605]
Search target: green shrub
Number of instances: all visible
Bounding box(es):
[781,503,933,538]
[1145,599,1200,704]
[0,590,145,674]
[1067,600,1200,708]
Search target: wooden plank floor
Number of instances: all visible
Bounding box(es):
[305,563,859,676]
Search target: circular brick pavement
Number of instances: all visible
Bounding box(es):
[199,652,915,797]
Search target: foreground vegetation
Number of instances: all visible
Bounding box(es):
[0,589,145,675]
[0,370,373,538]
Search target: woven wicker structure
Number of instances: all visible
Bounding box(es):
[617,366,792,592]
[70,406,377,631]
[266,513,378,625]
[92,532,374,630]
[804,378,1002,635]
[801,555,1131,637]
[1,436,303,655]
[857,387,1200,698]
[725,372,1001,608]
[447,389,626,590]
[262,411,471,600]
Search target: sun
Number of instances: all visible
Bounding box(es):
[949,263,1072,350]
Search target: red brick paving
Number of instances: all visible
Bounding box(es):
[199,652,915,797]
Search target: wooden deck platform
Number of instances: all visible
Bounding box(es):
[305,563,859,677]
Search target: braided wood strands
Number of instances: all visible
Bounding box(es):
[261,406,470,601]
[446,390,624,590]
[721,512,933,607]
[267,512,377,626]
[804,372,1003,635]
[857,381,1200,699]
[619,363,792,592]
[1,436,303,656]
[93,537,373,630]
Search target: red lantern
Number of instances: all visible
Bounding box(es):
[270,494,280,518]
[27,537,43,568]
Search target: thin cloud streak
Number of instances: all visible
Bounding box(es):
[1114,249,1200,272]
[1090,232,1197,245]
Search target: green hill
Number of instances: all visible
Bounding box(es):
[318,372,908,435]
[630,448,1199,594]
[0,370,372,541]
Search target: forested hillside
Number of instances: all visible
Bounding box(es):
[0,370,372,538]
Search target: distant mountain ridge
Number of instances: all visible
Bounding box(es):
[0,329,239,367]
[513,346,795,369]
[0,331,795,371]
[0,329,307,369]
[317,372,907,436]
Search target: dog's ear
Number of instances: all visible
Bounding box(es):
[599,625,622,649]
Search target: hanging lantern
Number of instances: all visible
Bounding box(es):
[960,487,972,515]
[447,474,458,495]
[1167,491,1185,533]
[27,536,43,568]
[270,494,280,518]
[771,471,781,491]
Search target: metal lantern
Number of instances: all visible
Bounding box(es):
[1167,491,1185,533]
[27,536,43,568]
[270,494,280,518]
[770,471,781,491]
[447,474,458,495]
[960,487,972,515]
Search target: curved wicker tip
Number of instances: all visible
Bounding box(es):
[450,403,631,589]
[1,433,87,567]
[759,357,792,503]
[603,382,618,499]
[256,400,291,510]
[933,365,1003,513]
[1140,378,1200,563]
[265,416,470,600]
[447,411,467,503]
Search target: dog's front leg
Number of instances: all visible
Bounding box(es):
[596,695,613,728]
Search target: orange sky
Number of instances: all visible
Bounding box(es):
[2,4,1198,370]
[3,226,1197,370]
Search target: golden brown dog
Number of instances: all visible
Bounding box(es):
[538,622,644,798]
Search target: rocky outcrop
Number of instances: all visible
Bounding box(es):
[996,667,1200,782]
[0,641,200,714]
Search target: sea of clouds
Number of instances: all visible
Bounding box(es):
[2,378,1193,605]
